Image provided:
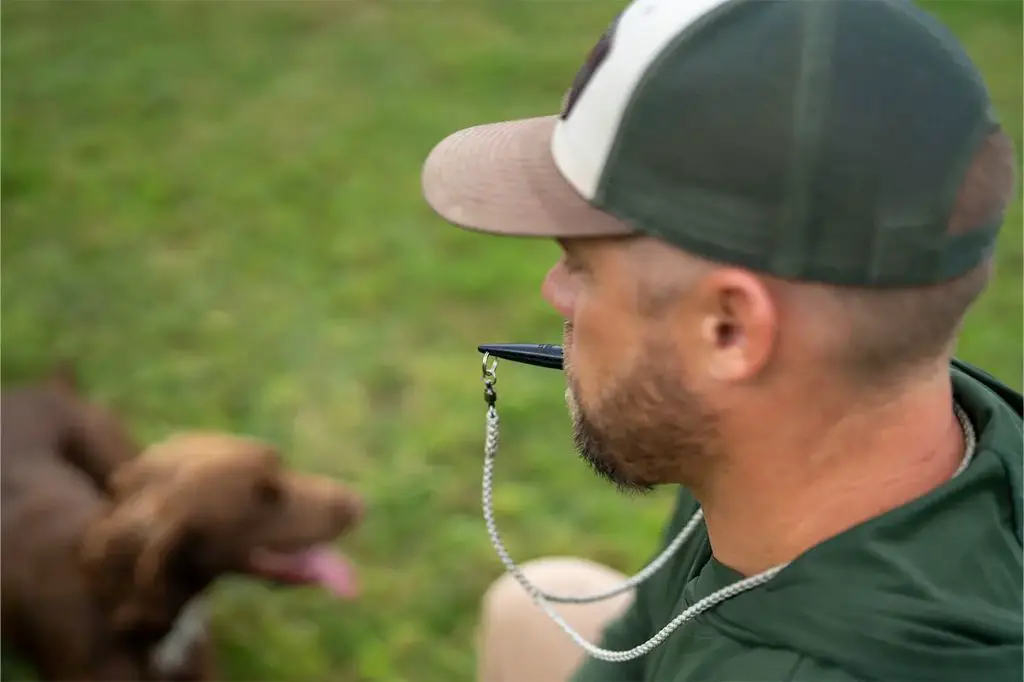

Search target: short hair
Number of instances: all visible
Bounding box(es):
[820,129,1016,385]
[630,129,1016,387]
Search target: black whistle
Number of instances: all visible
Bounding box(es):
[477,343,564,370]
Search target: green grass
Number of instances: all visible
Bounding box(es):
[1,1,1020,681]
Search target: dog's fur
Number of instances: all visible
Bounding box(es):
[1,370,364,681]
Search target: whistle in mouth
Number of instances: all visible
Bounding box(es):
[477,343,564,370]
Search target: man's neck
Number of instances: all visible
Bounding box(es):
[697,370,967,577]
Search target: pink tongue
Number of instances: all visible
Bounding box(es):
[301,546,358,599]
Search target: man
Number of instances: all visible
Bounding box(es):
[421,0,1022,681]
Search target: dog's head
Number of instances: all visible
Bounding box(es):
[81,432,364,633]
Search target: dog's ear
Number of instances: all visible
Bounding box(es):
[106,455,162,501]
[82,491,196,632]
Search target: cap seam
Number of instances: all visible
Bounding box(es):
[777,0,838,279]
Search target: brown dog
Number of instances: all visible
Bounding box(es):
[1,373,364,681]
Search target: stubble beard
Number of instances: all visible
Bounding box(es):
[562,323,719,494]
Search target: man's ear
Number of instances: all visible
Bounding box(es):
[693,269,778,383]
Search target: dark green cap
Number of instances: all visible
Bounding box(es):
[422,0,1008,287]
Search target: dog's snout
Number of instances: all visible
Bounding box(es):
[332,490,365,528]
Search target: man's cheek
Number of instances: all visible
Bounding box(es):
[572,305,622,362]
[564,316,606,401]
[573,305,644,387]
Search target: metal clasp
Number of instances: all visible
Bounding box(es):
[482,352,498,405]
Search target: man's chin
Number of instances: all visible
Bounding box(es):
[573,429,655,495]
[580,451,656,495]
[563,367,654,494]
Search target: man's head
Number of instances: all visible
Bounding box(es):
[422,0,1016,492]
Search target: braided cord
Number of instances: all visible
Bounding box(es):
[479,364,977,664]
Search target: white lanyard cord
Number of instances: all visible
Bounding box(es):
[479,355,977,663]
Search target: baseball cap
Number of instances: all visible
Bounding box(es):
[421,0,1006,287]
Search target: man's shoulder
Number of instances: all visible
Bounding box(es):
[664,647,864,682]
[951,358,1023,544]
[951,358,1023,455]
[782,653,865,682]
[951,358,1023,418]
[572,637,864,682]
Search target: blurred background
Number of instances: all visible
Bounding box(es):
[2,1,1020,680]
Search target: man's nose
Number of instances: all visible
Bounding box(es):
[541,259,575,319]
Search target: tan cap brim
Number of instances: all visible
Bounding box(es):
[421,115,634,238]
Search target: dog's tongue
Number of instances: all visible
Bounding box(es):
[249,546,357,599]
[302,547,358,598]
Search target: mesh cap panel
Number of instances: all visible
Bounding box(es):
[595,0,1001,286]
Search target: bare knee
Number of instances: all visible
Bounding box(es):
[481,556,629,618]
[477,557,631,682]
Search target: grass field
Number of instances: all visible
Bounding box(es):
[2,1,1020,680]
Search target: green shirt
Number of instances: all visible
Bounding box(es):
[572,360,1023,682]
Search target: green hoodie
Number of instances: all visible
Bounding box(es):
[572,360,1023,682]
